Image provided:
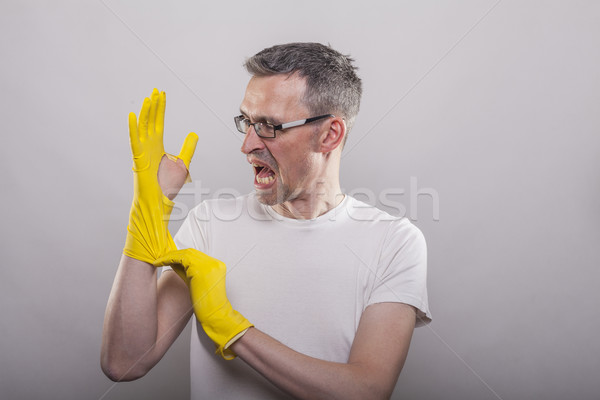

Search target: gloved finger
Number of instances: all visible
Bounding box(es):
[138,97,151,141]
[153,249,188,267]
[178,132,199,169]
[156,91,166,139]
[153,251,189,282]
[128,112,141,156]
[148,88,159,137]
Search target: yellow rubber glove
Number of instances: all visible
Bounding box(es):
[153,249,254,360]
[123,88,198,264]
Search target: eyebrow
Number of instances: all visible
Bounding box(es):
[239,108,282,126]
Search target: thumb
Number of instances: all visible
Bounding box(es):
[177,132,199,169]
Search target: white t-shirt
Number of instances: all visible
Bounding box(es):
[172,193,431,400]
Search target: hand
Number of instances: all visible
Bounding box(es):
[123,88,198,263]
[154,249,254,360]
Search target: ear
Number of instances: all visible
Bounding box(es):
[318,117,346,153]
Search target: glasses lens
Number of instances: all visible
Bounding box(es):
[256,123,275,138]
[234,116,276,138]
[235,116,248,133]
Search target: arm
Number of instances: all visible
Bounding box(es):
[101,258,192,381]
[101,89,197,381]
[232,302,416,400]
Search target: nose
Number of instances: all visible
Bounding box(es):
[240,125,265,155]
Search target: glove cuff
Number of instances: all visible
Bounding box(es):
[123,193,176,263]
[201,307,254,360]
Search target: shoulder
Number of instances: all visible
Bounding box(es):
[343,195,397,222]
[343,196,425,242]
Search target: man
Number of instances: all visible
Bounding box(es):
[102,42,431,399]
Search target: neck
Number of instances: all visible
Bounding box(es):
[271,182,344,219]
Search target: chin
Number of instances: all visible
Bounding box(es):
[254,189,278,206]
[255,185,292,206]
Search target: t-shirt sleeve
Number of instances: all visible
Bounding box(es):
[367,219,432,326]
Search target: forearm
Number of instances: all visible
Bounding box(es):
[101,255,159,380]
[232,328,392,400]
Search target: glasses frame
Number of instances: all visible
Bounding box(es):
[234,114,335,138]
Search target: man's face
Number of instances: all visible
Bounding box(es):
[240,74,321,206]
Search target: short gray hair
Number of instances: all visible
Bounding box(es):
[244,42,362,135]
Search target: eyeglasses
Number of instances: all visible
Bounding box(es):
[234,114,335,138]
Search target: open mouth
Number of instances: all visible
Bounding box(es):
[252,163,276,186]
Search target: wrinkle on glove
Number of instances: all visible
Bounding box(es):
[123,88,198,264]
[154,249,254,360]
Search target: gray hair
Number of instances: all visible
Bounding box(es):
[244,42,362,136]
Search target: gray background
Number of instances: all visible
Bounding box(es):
[1,1,599,399]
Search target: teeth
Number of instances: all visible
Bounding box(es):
[251,162,275,185]
[256,174,275,185]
